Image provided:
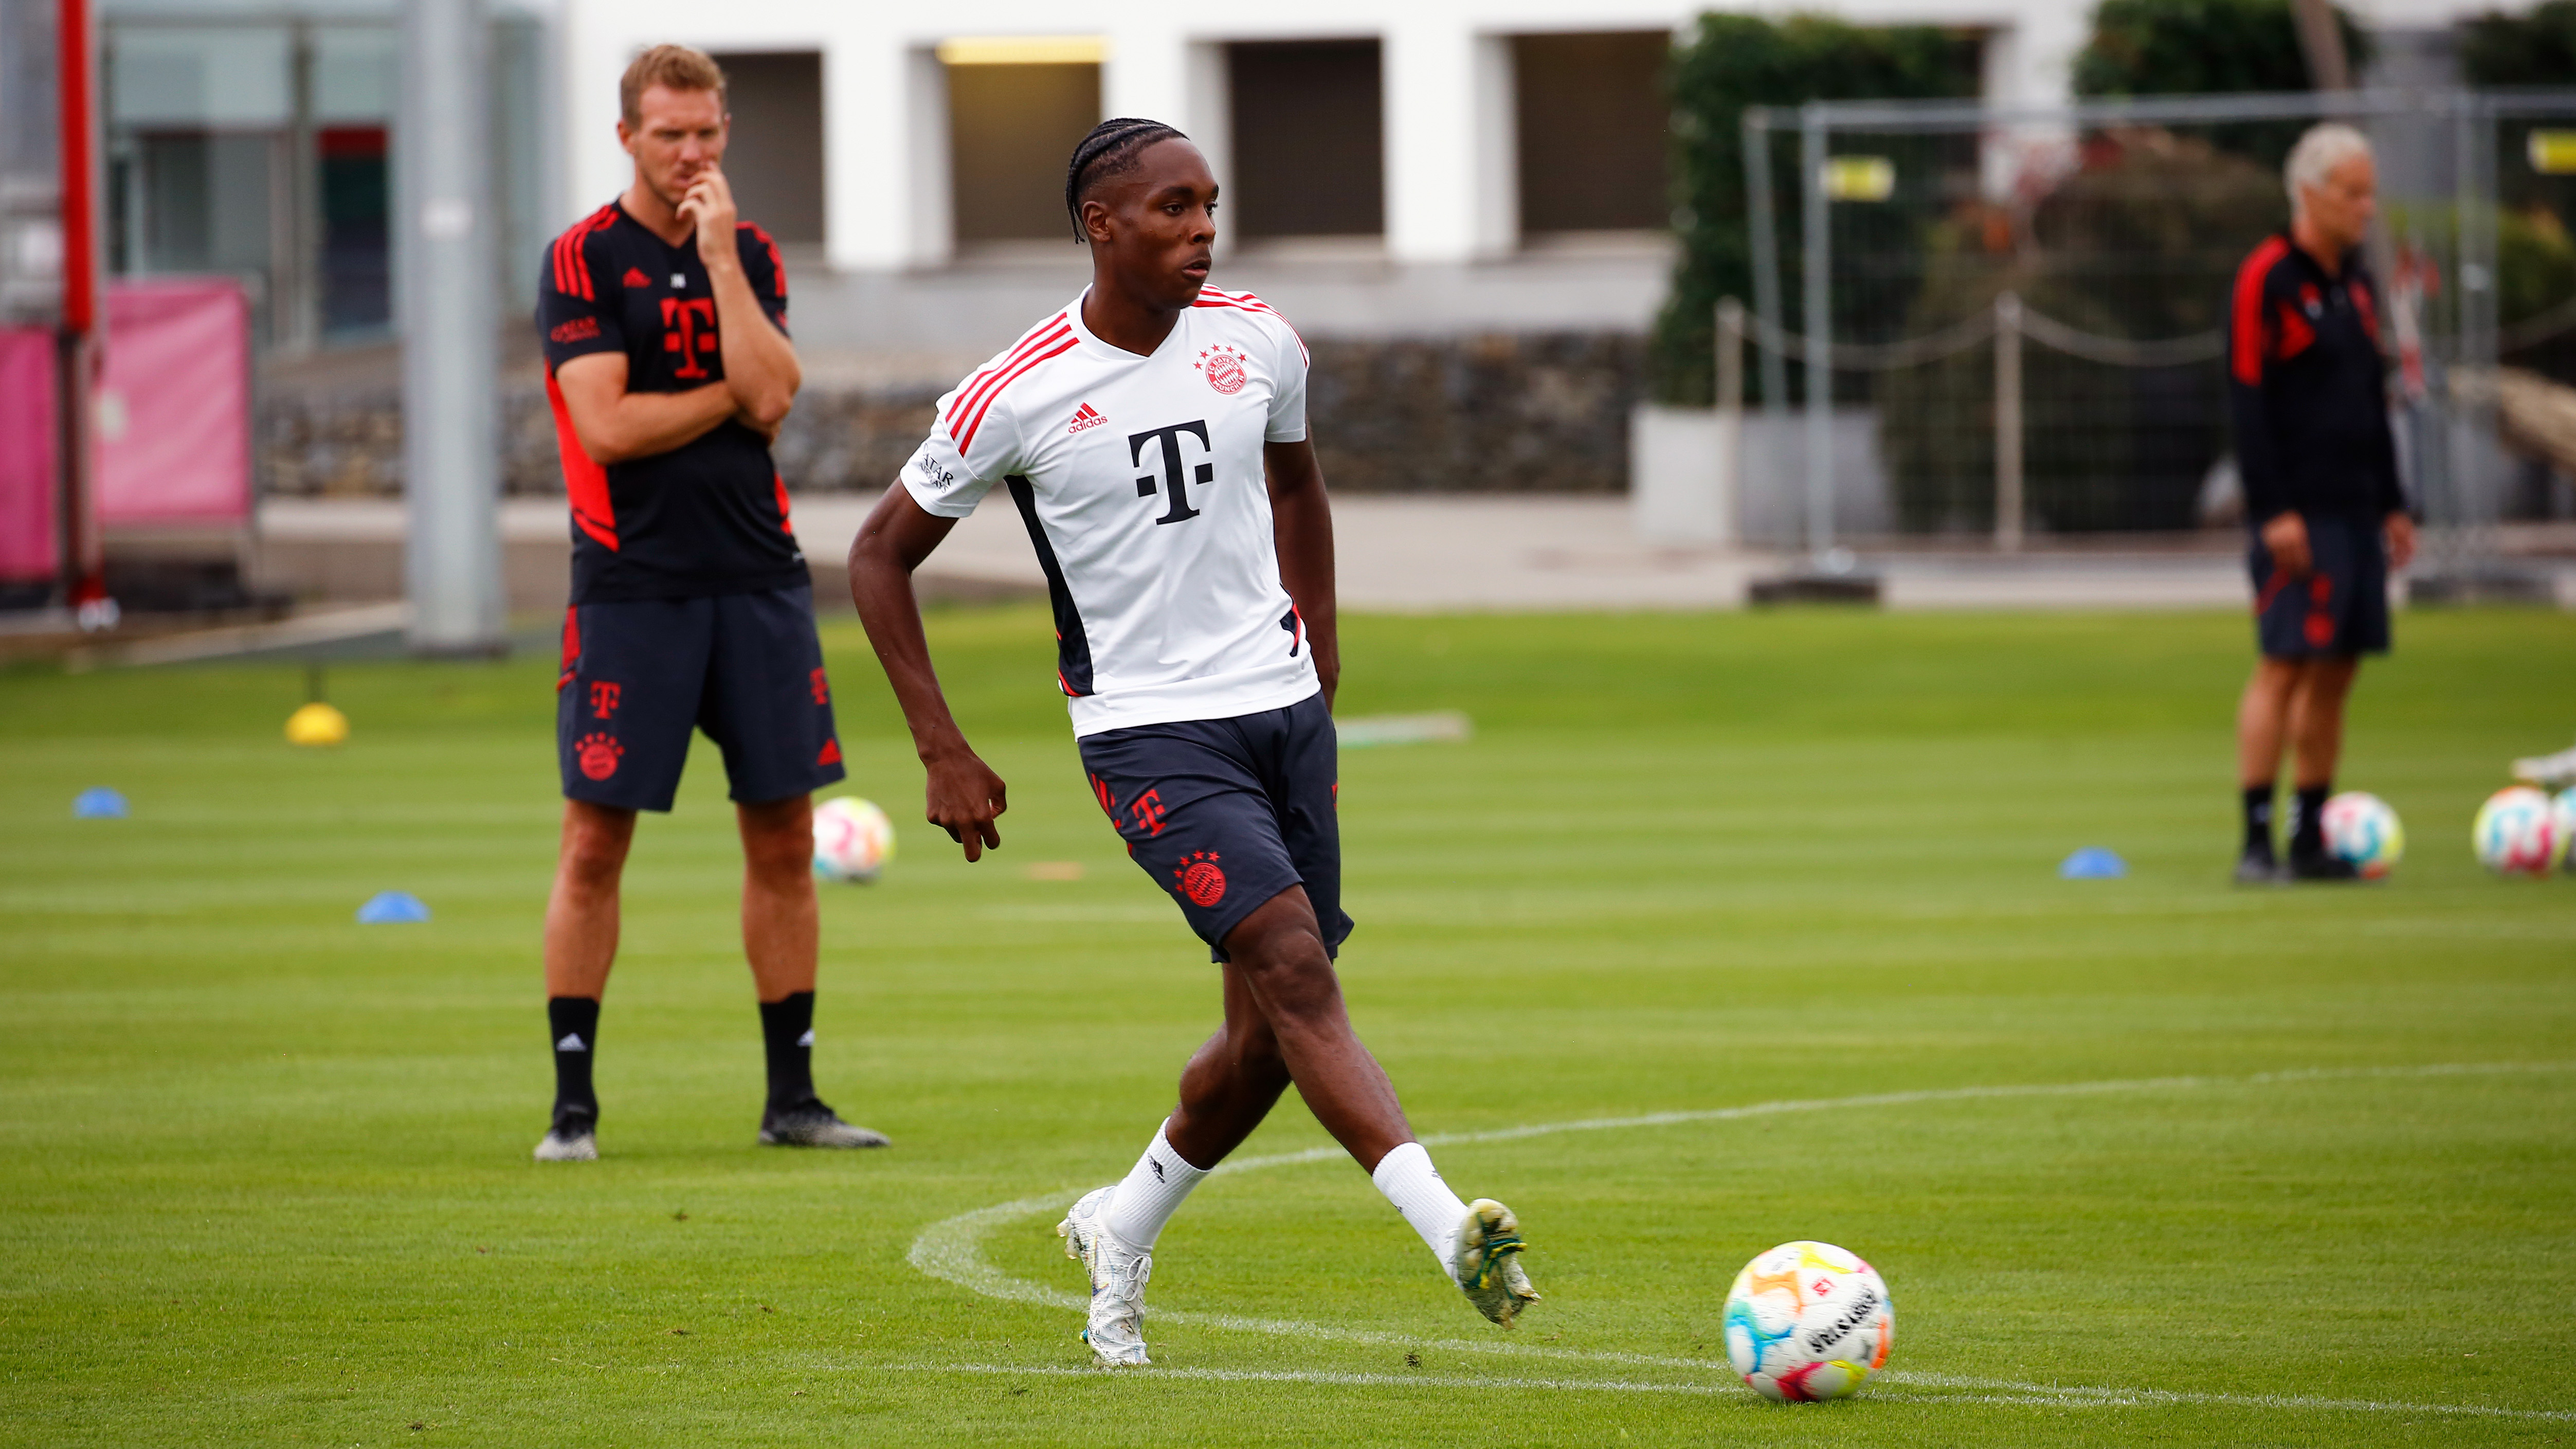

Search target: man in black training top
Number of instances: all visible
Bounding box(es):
[529,44,883,1160]
[2228,122,2417,884]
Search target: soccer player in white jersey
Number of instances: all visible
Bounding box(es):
[848,119,1538,1366]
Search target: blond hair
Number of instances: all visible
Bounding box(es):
[621,45,727,128]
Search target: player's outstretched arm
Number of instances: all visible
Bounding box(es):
[1266,437,1339,711]
[554,352,738,464]
[848,486,1009,861]
[679,166,801,428]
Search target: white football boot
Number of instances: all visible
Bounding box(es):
[532,1109,597,1163]
[1058,1186,1152,1366]
[1450,1198,1540,1328]
[2511,740,2576,789]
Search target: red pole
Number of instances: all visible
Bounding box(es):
[56,0,111,624]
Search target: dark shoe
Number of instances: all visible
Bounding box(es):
[2232,845,2281,885]
[534,1104,598,1162]
[2284,846,2362,882]
[758,1098,890,1148]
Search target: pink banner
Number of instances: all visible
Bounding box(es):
[97,279,251,525]
[0,328,58,583]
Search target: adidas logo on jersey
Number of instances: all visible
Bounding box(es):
[620,267,652,289]
[1067,403,1105,435]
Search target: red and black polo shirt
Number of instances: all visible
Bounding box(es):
[536,200,807,604]
[2225,232,2408,524]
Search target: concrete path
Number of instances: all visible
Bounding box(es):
[251,495,2576,614]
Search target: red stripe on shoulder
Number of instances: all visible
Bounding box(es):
[1193,292,1305,363]
[739,221,787,299]
[955,335,1080,454]
[946,315,1073,431]
[2231,236,2292,387]
[549,205,618,302]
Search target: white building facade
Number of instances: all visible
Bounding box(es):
[553,0,2514,277]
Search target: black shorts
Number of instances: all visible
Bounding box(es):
[2251,512,2390,659]
[555,585,845,812]
[1077,692,1353,963]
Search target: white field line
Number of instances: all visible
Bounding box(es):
[880,1364,2576,1422]
[904,1060,2575,1421]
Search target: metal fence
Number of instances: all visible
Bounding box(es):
[1732,87,2576,578]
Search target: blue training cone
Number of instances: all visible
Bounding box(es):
[357,891,431,923]
[72,788,129,819]
[2059,847,2128,880]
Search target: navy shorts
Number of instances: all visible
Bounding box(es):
[556,585,845,812]
[2251,512,2390,659]
[1077,692,1353,962]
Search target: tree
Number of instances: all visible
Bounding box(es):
[1649,14,1980,405]
[2073,0,2372,98]
[2460,0,2576,86]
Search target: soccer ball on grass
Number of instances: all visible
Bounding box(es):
[1722,1240,1894,1402]
[2319,791,2403,878]
[2473,787,2560,877]
[812,796,896,883]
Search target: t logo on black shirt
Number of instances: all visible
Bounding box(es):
[662,298,717,379]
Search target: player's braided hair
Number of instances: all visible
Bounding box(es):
[1064,118,1187,242]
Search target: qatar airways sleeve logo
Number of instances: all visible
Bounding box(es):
[1195,344,1250,395]
[912,451,958,493]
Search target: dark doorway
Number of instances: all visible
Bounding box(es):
[1512,32,1672,235]
[1227,40,1384,239]
[948,61,1101,243]
[711,51,825,245]
[316,125,389,334]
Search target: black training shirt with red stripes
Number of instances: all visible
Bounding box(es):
[2225,232,2408,526]
[537,201,807,604]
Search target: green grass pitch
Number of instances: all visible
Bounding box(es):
[4,605,2573,1446]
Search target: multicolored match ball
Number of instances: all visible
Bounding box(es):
[2474,786,2559,877]
[2320,790,2404,879]
[1723,1240,1894,1402]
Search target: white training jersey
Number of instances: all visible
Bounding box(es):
[900,286,1320,736]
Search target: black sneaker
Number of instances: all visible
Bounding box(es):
[534,1105,598,1162]
[2232,844,2281,885]
[2284,845,2363,882]
[758,1097,890,1149]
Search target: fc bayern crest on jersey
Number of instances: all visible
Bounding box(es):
[1196,344,1250,396]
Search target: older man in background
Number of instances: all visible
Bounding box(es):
[2227,122,2418,884]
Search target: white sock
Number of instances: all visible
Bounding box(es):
[1371,1141,1471,1279]
[1104,1120,1208,1250]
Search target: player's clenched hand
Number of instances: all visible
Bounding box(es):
[2384,511,2418,570]
[677,167,738,266]
[2260,510,2312,578]
[924,753,1008,861]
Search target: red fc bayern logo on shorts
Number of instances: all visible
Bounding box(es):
[1197,345,1249,396]
[575,732,623,781]
[1174,850,1227,907]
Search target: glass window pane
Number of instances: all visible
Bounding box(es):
[111,27,291,129]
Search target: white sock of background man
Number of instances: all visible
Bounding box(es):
[1371,1140,1471,1280]
[1104,1120,1210,1248]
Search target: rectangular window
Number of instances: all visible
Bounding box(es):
[947,53,1101,244]
[1512,32,1672,236]
[709,51,825,246]
[1227,40,1383,240]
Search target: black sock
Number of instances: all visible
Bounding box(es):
[548,997,600,1122]
[2290,784,2331,855]
[2241,785,2275,854]
[759,991,817,1111]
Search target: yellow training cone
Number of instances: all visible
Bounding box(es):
[285,702,350,747]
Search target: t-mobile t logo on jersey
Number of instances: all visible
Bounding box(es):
[1130,421,1213,525]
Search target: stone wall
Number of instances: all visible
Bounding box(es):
[257,332,1643,498]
